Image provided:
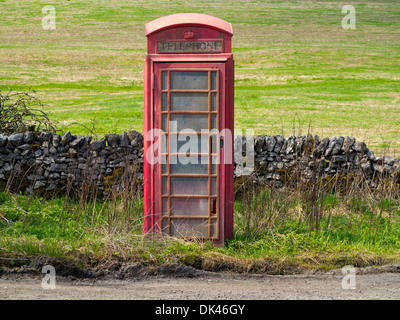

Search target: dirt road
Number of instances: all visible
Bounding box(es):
[1,267,400,300]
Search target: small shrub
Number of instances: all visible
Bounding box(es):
[0,86,56,134]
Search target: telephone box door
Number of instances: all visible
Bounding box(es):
[153,62,226,242]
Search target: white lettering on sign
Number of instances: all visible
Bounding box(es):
[157,40,222,53]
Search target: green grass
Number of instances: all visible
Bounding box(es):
[0,0,399,153]
[1,186,399,273]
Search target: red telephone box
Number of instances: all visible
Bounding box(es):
[143,13,234,245]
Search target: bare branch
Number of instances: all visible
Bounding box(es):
[0,87,57,134]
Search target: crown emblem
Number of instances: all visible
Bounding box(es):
[184,29,196,39]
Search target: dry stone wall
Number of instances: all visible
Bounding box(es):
[0,131,399,197]
[234,134,400,192]
[0,130,143,197]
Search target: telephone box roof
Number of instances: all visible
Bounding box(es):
[145,13,233,37]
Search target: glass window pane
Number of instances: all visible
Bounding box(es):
[170,218,209,237]
[162,198,168,216]
[170,92,208,111]
[211,135,217,153]
[170,156,208,174]
[162,156,168,174]
[162,177,168,195]
[211,114,217,130]
[211,177,217,195]
[162,134,168,153]
[170,114,209,132]
[170,177,208,195]
[162,71,168,90]
[162,114,168,132]
[211,71,217,90]
[200,134,209,154]
[161,218,169,235]
[210,219,217,238]
[211,156,217,174]
[162,92,168,111]
[169,134,178,154]
[170,71,208,90]
[170,198,208,216]
[211,92,217,111]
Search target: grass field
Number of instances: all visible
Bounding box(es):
[1,0,400,154]
[1,184,400,273]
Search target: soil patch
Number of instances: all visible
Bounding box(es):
[1,254,400,281]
